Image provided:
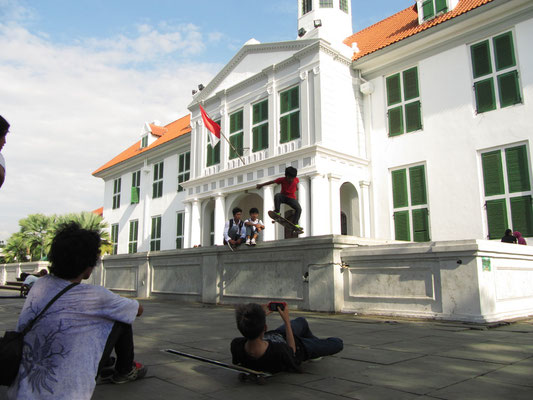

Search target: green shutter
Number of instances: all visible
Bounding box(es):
[474,78,496,113]
[405,101,422,133]
[482,150,505,196]
[403,67,419,101]
[253,100,268,124]
[436,0,447,13]
[290,88,299,111]
[280,115,289,143]
[511,196,533,237]
[229,132,243,159]
[230,111,243,133]
[253,124,268,152]
[394,211,410,241]
[131,187,139,204]
[412,208,430,242]
[185,152,190,170]
[177,213,183,236]
[409,165,427,206]
[493,32,516,71]
[280,87,298,114]
[471,41,492,79]
[392,169,408,208]
[388,106,403,136]
[386,74,401,106]
[498,70,521,108]
[289,112,300,140]
[486,199,508,240]
[422,0,434,20]
[506,145,530,193]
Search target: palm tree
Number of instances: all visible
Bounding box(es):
[4,233,29,263]
[19,214,53,261]
[52,212,112,254]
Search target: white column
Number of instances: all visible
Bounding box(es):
[190,199,201,247]
[299,70,310,147]
[140,164,151,252]
[184,202,192,248]
[262,185,275,241]
[359,181,371,238]
[310,173,330,236]
[298,176,310,237]
[214,193,226,246]
[329,174,342,235]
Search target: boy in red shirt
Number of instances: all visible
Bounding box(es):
[256,166,302,230]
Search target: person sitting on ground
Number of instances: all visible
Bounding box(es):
[0,115,10,189]
[7,222,147,400]
[244,207,265,246]
[22,269,48,287]
[501,229,517,244]
[230,303,343,374]
[223,207,246,249]
[514,231,527,245]
[256,166,303,231]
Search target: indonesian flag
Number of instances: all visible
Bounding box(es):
[199,105,221,146]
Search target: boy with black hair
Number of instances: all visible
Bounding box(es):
[256,166,302,230]
[230,303,343,374]
[8,222,146,400]
[244,207,265,246]
[223,207,246,250]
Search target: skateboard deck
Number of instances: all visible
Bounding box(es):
[268,210,303,234]
[164,349,272,384]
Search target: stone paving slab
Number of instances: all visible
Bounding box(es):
[1,291,533,400]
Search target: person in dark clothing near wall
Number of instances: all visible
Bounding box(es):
[230,303,343,374]
[501,229,517,243]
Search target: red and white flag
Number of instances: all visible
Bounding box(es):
[199,105,221,146]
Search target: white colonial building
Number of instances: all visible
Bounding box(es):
[94,0,533,254]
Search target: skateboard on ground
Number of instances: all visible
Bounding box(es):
[268,210,303,234]
[164,349,272,384]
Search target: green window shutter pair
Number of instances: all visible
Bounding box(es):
[394,209,429,242]
[392,166,429,241]
[387,68,422,136]
[280,112,300,143]
[230,111,243,133]
[252,124,268,152]
[206,141,220,166]
[280,87,299,114]
[482,147,530,196]
[229,132,243,159]
[253,100,268,124]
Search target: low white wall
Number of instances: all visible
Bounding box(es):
[341,240,533,322]
[0,261,49,285]
[4,239,532,323]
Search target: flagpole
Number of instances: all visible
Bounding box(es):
[218,130,246,165]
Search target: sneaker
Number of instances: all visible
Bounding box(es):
[294,224,303,231]
[245,238,251,246]
[112,361,147,384]
[309,357,323,362]
[251,238,256,246]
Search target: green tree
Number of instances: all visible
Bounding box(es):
[53,212,111,254]
[4,233,29,263]
[20,213,54,261]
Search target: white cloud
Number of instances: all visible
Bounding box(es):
[0,17,220,240]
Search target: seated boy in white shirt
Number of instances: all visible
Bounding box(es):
[244,207,265,246]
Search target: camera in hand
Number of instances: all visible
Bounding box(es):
[268,301,287,311]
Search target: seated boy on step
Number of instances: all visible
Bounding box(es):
[230,303,343,373]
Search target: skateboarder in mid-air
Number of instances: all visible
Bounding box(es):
[256,166,303,231]
[231,303,343,373]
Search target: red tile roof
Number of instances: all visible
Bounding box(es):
[91,207,103,217]
[93,114,191,175]
[345,0,494,61]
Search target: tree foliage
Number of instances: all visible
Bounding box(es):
[2,212,110,263]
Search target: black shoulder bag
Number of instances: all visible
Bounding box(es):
[0,282,79,386]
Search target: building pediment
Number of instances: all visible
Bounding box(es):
[188,39,318,108]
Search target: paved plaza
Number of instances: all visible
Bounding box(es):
[1,290,533,400]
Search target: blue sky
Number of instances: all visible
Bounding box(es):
[0,0,414,240]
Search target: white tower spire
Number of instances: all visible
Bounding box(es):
[297,0,353,48]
